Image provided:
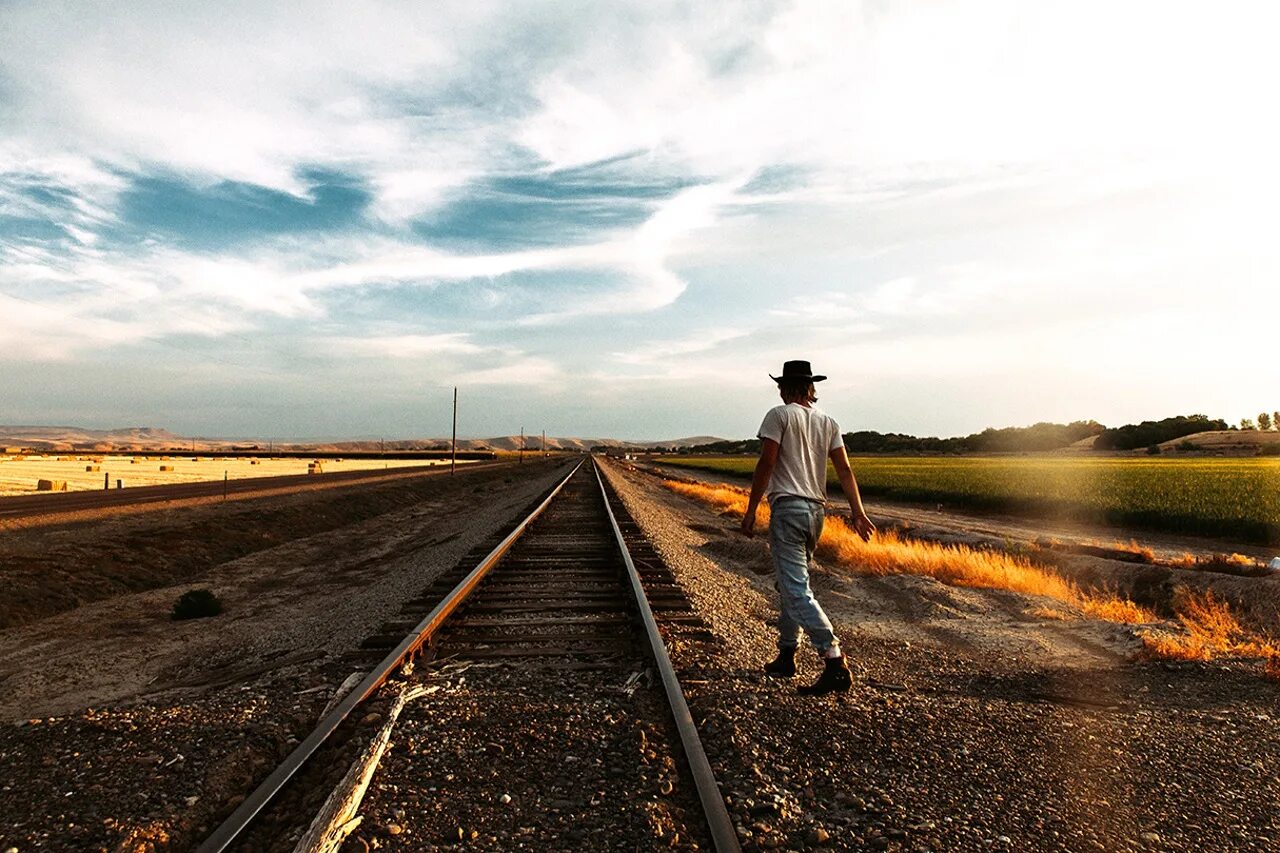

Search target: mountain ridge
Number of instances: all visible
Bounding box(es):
[0,425,723,452]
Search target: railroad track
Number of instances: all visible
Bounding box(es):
[197,458,739,852]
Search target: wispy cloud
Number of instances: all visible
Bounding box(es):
[1,1,1277,436]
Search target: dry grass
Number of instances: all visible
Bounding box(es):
[1168,551,1268,577]
[1139,588,1280,665]
[664,480,1154,625]
[1029,606,1074,621]
[1114,539,1157,563]
[1265,656,1280,682]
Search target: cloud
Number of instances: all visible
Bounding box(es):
[330,333,482,359]
[2,1,1279,437]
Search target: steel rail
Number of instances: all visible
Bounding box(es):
[593,459,743,853]
[196,459,583,853]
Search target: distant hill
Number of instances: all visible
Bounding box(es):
[321,435,724,452]
[1157,430,1280,455]
[0,425,183,451]
[0,426,725,453]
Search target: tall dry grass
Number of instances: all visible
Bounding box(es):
[1138,587,1279,664]
[664,480,1153,624]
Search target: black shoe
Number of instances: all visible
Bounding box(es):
[797,655,852,696]
[763,647,797,678]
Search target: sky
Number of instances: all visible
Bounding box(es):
[1,1,1277,441]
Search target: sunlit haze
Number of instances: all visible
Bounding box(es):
[2,1,1277,440]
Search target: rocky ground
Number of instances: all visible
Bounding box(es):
[2,455,1277,852]
[347,664,706,852]
[599,459,1280,852]
[0,459,571,851]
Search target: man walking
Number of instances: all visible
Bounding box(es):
[740,360,876,696]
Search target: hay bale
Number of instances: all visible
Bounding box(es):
[85,465,100,472]
[37,479,67,491]
[250,460,261,465]
[159,465,174,472]
[307,461,324,474]
[131,458,141,464]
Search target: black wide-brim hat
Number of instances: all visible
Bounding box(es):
[770,360,826,383]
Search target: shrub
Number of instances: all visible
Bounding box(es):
[172,588,223,620]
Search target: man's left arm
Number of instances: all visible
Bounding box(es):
[829,446,876,541]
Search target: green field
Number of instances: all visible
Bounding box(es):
[662,456,1280,545]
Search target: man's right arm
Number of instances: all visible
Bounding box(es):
[741,438,779,538]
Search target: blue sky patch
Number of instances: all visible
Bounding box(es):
[115,169,372,250]
[409,172,677,251]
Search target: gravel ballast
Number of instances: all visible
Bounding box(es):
[599,459,1280,852]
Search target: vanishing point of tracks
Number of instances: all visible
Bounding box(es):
[198,458,740,852]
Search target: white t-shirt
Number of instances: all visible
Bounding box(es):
[756,403,843,502]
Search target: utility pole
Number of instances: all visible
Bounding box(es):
[450,386,458,476]
[519,427,524,464]
[542,429,546,458]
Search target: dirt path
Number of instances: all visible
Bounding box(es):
[0,460,570,722]
[646,460,1276,563]
[631,463,1138,673]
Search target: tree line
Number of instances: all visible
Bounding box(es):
[675,412,1269,455]
[1239,412,1280,431]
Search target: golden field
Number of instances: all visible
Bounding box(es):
[0,454,472,496]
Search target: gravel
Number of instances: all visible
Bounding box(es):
[0,461,573,852]
[346,665,705,852]
[599,459,1280,852]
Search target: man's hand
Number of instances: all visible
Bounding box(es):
[739,509,757,538]
[852,511,876,542]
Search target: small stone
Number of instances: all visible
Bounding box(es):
[500,793,512,804]
[362,712,382,725]
[386,824,404,836]
[808,827,831,845]
[1140,832,1162,845]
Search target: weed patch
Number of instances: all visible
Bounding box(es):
[1138,588,1279,670]
[172,589,223,620]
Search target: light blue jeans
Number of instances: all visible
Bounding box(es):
[769,496,839,653]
